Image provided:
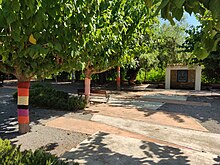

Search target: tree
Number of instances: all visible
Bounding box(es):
[123,16,190,83]
[146,0,220,59]
[183,26,220,83]
[66,0,151,104]
[0,0,76,133]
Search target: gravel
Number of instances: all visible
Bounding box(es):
[0,84,90,156]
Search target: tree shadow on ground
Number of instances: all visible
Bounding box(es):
[157,95,220,133]
[143,110,185,123]
[109,96,187,124]
[0,84,83,140]
[108,93,220,133]
[40,142,59,152]
[62,132,190,165]
[214,155,220,165]
[0,87,18,139]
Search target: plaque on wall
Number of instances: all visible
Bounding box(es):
[177,70,188,82]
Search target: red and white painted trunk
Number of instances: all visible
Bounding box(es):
[117,66,120,90]
[17,81,30,134]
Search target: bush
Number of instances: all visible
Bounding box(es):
[13,83,85,111]
[136,68,165,83]
[68,96,85,111]
[201,74,220,84]
[0,139,77,165]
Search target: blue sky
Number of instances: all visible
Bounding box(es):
[185,13,200,27]
[160,12,201,27]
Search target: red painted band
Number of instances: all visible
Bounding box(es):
[18,81,30,88]
[18,116,29,124]
[18,88,29,96]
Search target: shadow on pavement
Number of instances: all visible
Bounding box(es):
[0,85,73,140]
[0,87,18,139]
[40,142,59,152]
[158,96,220,133]
[62,132,190,165]
[214,156,220,165]
[108,92,220,133]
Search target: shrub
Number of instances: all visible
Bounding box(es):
[0,139,78,165]
[68,96,85,111]
[13,83,85,111]
[136,68,165,83]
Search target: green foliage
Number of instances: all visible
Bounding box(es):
[0,139,74,165]
[154,0,220,59]
[137,68,165,83]
[13,84,85,111]
[133,18,190,72]
[67,0,153,76]
[183,26,220,83]
[201,74,220,84]
[202,51,220,83]
[0,139,23,165]
[0,0,78,80]
[67,97,85,111]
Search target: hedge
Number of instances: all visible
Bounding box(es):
[13,83,85,111]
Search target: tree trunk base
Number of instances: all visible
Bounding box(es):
[19,124,30,134]
[85,95,90,107]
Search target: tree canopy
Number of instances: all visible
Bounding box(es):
[0,0,219,81]
[64,0,152,77]
[149,0,220,59]
[0,0,77,80]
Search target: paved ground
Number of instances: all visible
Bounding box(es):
[63,132,219,165]
[46,115,220,164]
[1,81,220,164]
[84,104,207,131]
[91,115,220,155]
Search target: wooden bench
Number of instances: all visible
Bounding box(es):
[77,89,110,103]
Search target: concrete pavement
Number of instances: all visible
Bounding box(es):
[85,104,208,131]
[46,115,220,164]
[91,114,220,155]
[63,132,219,165]
[46,89,220,164]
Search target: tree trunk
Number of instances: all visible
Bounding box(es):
[117,66,120,90]
[84,69,92,107]
[72,70,75,83]
[17,81,30,134]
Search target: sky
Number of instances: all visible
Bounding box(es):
[160,12,201,27]
[185,13,201,27]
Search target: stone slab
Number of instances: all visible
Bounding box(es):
[91,114,220,155]
[46,117,199,150]
[85,104,208,132]
[109,98,164,110]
